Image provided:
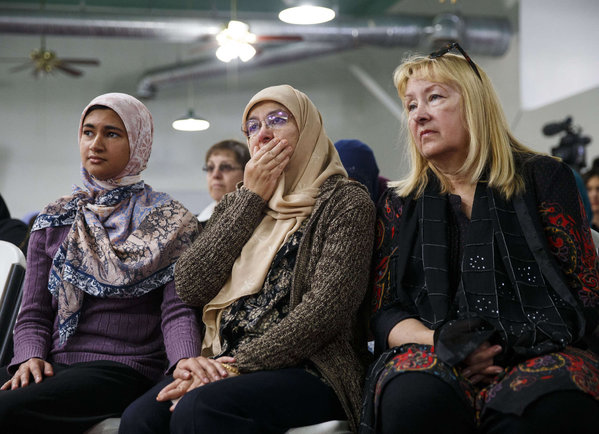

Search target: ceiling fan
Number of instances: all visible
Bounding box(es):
[185,0,304,63]
[2,37,100,78]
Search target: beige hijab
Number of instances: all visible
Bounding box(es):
[202,84,347,356]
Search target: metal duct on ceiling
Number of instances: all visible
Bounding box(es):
[137,42,349,98]
[0,10,221,42]
[136,13,512,98]
[0,10,512,98]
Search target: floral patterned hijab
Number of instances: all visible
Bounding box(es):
[33,93,198,344]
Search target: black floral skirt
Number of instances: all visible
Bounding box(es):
[371,344,599,425]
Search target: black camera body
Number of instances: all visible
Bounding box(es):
[543,116,591,172]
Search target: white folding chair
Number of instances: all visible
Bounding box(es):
[591,228,599,255]
[86,417,350,434]
[85,418,120,434]
[288,420,350,433]
[0,240,26,367]
[0,240,25,293]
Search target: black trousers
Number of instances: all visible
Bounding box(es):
[378,372,599,434]
[0,360,153,434]
[119,367,347,434]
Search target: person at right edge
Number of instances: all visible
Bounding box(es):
[361,43,599,434]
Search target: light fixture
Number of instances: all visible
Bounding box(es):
[278,4,336,25]
[215,20,257,63]
[172,109,210,132]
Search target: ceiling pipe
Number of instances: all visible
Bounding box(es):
[136,13,511,98]
[0,10,512,97]
[0,10,428,44]
[137,42,349,98]
[0,10,510,53]
[0,10,221,42]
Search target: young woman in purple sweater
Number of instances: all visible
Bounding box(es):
[0,93,202,433]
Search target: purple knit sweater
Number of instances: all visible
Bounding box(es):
[9,226,202,381]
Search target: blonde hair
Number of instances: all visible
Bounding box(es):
[390,53,538,199]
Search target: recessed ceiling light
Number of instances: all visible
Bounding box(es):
[279,5,336,25]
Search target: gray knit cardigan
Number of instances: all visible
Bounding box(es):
[175,175,375,432]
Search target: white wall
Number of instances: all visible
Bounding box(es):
[1,2,598,219]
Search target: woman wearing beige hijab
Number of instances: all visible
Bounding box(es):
[119,85,375,434]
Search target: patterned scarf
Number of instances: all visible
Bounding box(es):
[397,173,585,365]
[32,93,198,344]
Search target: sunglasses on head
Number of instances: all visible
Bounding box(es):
[429,41,482,81]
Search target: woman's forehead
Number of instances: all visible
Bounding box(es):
[208,150,236,162]
[83,107,124,126]
[401,69,453,96]
[248,101,289,117]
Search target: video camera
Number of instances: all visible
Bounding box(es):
[542,116,591,172]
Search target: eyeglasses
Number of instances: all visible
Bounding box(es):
[429,41,482,81]
[202,163,242,174]
[242,110,291,137]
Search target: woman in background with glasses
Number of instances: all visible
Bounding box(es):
[119,84,375,434]
[197,139,250,224]
[361,45,599,433]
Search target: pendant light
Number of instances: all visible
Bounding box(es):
[172,109,210,131]
[172,82,210,132]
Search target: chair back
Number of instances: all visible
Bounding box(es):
[591,228,599,255]
[0,240,27,366]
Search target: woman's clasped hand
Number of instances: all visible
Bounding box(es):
[156,356,237,409]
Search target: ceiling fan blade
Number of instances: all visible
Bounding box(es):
[256,35,303,42]
[55,63,84,77]
[9,62,32,73]
[59,58,100,66]
[187,42,219,56]
[0,57,29,63]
